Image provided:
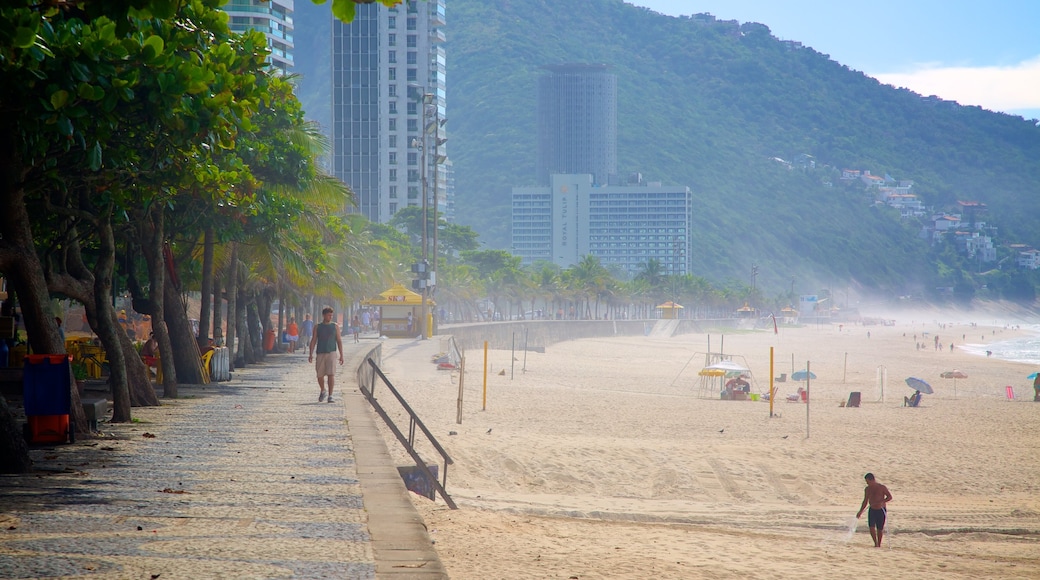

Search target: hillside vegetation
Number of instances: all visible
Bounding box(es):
[443,0,1040,296]
[293,0,1040,299]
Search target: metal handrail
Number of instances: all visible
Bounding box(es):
[362,358,456,509]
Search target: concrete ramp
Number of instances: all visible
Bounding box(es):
[648,319,680,338]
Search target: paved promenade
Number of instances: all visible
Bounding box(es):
[0,342,446,579]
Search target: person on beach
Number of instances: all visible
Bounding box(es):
[1033,372,1040,401]
[857,473,893,547]
[308,307,343,403]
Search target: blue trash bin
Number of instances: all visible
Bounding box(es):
[23,354,74,444]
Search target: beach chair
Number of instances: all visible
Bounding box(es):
[846,391,861,408]
[1005,386,1015,401]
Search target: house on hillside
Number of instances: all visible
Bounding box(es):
[921,214,964,244]
[953,231,996,262]
[1018,249,1040,270]
[860,172,884,188]
[885,193,926,218]
[840,169,862,180]
[932,214,962,231]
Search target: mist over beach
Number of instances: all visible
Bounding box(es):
[371,311,1040,579]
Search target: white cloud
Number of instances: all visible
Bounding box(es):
[873,56,1040,116]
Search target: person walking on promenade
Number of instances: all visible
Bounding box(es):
[351,314,361,343]
[286,317,299,353]
[856,472,893,547]
[300,313,314,345]
[308,307,343,403]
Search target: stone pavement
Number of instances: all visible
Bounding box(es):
[0,341,446,579]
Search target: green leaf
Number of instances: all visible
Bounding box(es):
[87,141,102,171]
[331,0,358,22]
[142,35,164,60]
[70,61,91,82]
[50,90,70,110]
[13,27,37,49]
[56,116,73,136]
[77,82,102,101]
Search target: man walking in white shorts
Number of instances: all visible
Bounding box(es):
[308,307,343,403]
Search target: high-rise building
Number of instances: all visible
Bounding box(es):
[512,174,692,276]
[537,64,617,186]
[331,0,449,224]
[223,0,295,73]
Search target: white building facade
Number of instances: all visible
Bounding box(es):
[512,174,693,276]
[331,0,449,223]
[223,0,295,72]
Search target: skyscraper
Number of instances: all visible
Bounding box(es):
[537,64,617,186]
[331,0,449,224]
[223,0,295,73]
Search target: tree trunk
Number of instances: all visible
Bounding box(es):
[163,272,204,384]
[0,396,32,474]
[236,288,249,366]
[224,245,238,370]
[0,186,83,464]
[197,227,214,349]
[60,238,158,408]
[92,214,132,421]
[246,298,262,363]
[212,264,224,347]
[136,206,177,397]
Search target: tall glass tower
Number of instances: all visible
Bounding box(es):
[537,64,617,186]
[331,0,449,223]
[223,0,295,73]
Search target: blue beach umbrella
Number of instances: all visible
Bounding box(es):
[905,376,934,395]
[1028,372,1039,380]
[791,369,817,381]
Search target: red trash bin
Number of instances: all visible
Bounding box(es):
[263,329,276,352]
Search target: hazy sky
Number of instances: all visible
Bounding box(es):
[631,1,1040,119]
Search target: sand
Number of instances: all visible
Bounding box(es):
[370,318,1040,579]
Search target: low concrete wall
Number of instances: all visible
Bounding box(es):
[439,318,746,351]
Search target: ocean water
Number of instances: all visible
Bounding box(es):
[958,325,1040,365]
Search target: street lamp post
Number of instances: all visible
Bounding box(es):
[411,86,448,340]
[411,101,430,340]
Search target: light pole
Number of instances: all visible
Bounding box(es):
[411,84,447,338]
[411,96,430,340]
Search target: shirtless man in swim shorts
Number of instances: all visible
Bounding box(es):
[856,472,893,547]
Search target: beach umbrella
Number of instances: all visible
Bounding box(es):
[1028,372,1039,380]
[905,376,934,395]
[791,369,817,381]
[704,360,748,372]
[941,370,968,397]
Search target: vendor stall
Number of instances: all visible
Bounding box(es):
[362,283,436,339]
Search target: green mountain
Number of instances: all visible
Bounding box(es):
[447,0,1040,294]
[295,0,1040,297]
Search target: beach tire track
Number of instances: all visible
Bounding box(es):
[707,459,751,502]
[755,462,806,505]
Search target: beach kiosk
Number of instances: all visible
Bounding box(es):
[656,301,683,320]
[363,283,435,339]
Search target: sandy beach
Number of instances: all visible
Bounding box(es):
[369,316,1040,579]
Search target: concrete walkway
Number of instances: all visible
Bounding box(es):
[0,341,446,579]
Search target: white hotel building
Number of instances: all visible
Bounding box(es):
[512,174,693,276]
